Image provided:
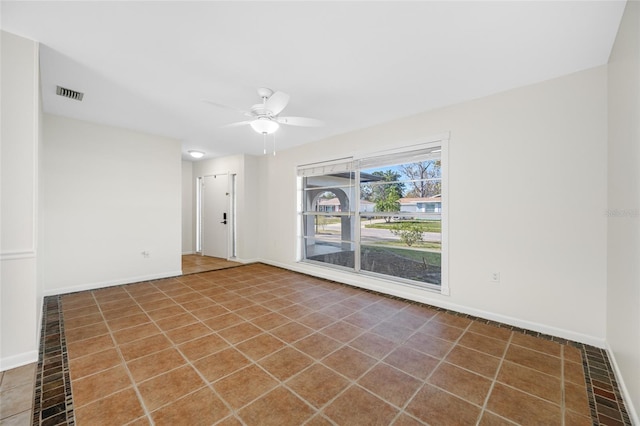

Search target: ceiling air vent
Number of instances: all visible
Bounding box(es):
[56,86,84,101]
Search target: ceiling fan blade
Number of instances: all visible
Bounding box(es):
[276,116,324,127]
[264,91,290,116]
[202,99,253,117]
[222,121,252,128]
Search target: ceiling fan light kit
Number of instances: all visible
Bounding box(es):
[188,150,205,159]
[250,118,279,134]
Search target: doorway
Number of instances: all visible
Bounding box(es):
[197,173,235,259]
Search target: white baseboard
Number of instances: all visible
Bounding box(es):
[0,350,38,372]
[259,258,606,348]
[606,342,639,425]
[182,251,195,255]
[43,270,183,296]
[233,257,260,265]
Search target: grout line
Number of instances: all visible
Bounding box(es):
[478,330,514,423]
[90,288,156,425]
[147,280,249,423]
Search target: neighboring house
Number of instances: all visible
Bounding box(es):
[317,197,341,212]
[317,197,375,213]
[399,196,442,213]
[317,195,442,214]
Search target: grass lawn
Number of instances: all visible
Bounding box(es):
[365,220,441,233]
[374,240,441,250]
[362,245,441,267]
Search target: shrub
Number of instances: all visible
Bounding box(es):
[390,222,424,247]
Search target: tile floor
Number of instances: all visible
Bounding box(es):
[28,263,631,425]
[181,254,241,275]
[0,363,36,425]
[0,255,236,426]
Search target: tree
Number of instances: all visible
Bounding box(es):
[371,170,404,222]
[375,190,400,222]
[399,161,441,197]
[372,170,404,199]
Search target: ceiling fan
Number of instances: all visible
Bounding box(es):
[205,88,324,135]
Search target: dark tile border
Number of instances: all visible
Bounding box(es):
[34,295,74,425]
[32,264,632,425]
[583,346,633,425]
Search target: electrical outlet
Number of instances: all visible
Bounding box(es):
[491,272,500,283]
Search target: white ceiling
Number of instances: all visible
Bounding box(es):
[1,1,626,160]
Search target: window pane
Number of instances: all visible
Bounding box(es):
[304,236,355,268]
[359,158,442,287]
[302,170,356,270]
[360,244,441,285]
[360,218,441,285]
[304,174,354,193]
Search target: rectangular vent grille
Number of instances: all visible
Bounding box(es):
[56,86,84,101]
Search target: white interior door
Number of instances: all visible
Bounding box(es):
[201,174,229,258]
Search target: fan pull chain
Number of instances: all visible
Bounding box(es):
[263,132,267,155]
[273,133,276,156]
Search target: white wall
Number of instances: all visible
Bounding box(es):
[182,161,194,254]
[193,154,260,263]
[258,66,608,346]
[238,155,260,262]
[0,31,41,370]
[607,1,640,422]
[43,114,182,294]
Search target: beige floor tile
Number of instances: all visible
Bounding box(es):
[0,410,32,425]
[0,364,35,391]
[0,383,34,419]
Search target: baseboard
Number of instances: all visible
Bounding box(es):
[0,350,38,372]
[43,270,183,296]
[233,257,260,264]
[606,342,639,425]
[182,251,195,255]
[260,258,606,348]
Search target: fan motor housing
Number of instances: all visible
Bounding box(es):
[251,104,271,117]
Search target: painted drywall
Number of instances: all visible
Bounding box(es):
[182,161,194,254]
[192,154,260,263]
[0,31,40,369]
[258,66,608,346]
[238,154,260,262]
[43,114,182,294]
[607,1,640,421]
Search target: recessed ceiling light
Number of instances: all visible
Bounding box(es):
[188,150,204,159]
